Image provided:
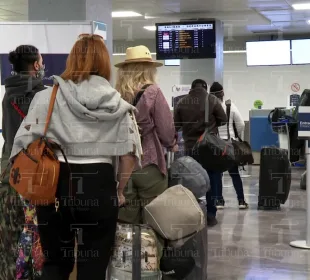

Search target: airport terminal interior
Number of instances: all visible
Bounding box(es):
[2,0,310,279]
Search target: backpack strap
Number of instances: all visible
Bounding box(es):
[225,99,231,139]
[43,85,58,136]
[132,84,152,107]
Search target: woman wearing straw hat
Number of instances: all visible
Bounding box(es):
[115,45,177,224]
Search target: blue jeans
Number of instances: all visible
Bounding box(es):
[218,165,245,201]
[206,170,221,217]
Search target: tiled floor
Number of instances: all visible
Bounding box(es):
[207,166,310,280]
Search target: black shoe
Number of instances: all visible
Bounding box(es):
[207,216,218,227]
[239,200,249,210]
[216,200,225,209]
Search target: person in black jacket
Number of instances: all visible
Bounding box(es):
[0,45,46,280]
[174,79,227,226]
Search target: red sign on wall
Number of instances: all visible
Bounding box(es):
[291,83,300,92]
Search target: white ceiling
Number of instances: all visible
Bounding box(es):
[0,0,310,40]
[0,0,27,21]
[112,0,310,39]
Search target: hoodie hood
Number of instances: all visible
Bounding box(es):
[5,75,44,96]
[53,75,135,121]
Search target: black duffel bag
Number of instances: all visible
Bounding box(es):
[226,100,254,166]
[192,94,236,172]
[192,95,236,173]
[192,129,236,173]
[231,137,254,166]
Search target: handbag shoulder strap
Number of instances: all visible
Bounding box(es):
[133,84,152,107]
[43,85,58,136]
[225,99,231,139]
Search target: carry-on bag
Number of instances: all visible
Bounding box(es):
[168,155,210,199]
[161,200,208,280]
[144,185,205,242]
[192,94,235,173]
[163,152,208,280]
[107,223,161,280]
[258,147,291,210]
[226,100,254,166]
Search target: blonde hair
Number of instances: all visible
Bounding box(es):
[115,63,157,104]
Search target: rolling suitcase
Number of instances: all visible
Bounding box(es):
[179,201,208,280]
[258,147,291,210]
[164,152,208,280]
[107,223,161,280]
[161,200,208,280]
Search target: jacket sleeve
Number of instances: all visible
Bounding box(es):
[214,98,227,127]
[152,88,176,148]
[232,103,245,138]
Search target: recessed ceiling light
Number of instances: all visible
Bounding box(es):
[307,19,310,24]
[145,16,159,19]
[292,3,310,10]
[144,26,156,31]
[112,11,142,18]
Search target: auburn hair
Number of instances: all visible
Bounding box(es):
[61,35,111,83]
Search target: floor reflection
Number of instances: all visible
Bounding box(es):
[208,166,310,280]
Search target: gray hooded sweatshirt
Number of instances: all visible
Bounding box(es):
[10,75,142,168]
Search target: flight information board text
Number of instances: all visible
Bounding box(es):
[156,22,216,60]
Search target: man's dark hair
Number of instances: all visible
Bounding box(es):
[191,79,208,90]
[8,45,39,73]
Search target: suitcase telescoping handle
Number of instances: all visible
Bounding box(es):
[166,151,174,169]
[132,225,141,280]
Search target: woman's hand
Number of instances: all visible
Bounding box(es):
[172,144,179,152]
[118,191,126,207]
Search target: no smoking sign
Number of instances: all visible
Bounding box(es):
[291,83,300,92]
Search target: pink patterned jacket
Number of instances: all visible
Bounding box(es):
[134,84,176,175]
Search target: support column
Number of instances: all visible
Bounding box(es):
[180,20,224,87]
[28,0,113,55]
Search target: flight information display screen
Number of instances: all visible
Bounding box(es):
[291,39,310,65]
[156,21,216,60]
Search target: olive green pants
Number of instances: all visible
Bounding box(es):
[118,165,168,224]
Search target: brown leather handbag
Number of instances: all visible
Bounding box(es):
[8,85,62,206]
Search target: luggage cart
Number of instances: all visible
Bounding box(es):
[272,120,291,160]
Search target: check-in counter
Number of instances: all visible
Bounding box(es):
[249,109,279,164]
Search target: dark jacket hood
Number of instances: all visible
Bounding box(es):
[4,75,44,95]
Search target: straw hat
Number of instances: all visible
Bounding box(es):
[114,45,163,68]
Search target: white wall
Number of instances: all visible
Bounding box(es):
[113,53,310,120]
[223,53,310,120]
